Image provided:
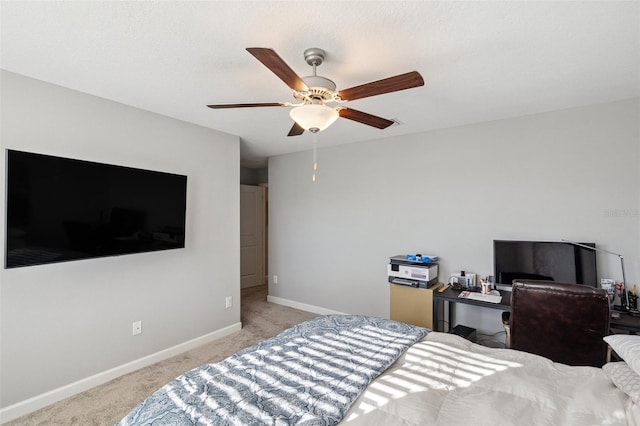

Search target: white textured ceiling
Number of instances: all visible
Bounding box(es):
[1,1,639,164]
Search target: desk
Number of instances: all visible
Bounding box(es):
[433,287,510,332]
[611,312,640,334]
[433,287,640,334]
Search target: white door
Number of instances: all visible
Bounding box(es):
[240,185,266,288]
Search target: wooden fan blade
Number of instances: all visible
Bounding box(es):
[246,48,308,92]
[287,122,305,136]
[338,108,395,129]
[338,71,424,101]
[207,102,286,109]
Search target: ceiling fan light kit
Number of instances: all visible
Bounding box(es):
[207,47,424,136]
[289,103,339,133]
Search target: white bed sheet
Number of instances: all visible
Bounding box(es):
[342,332,636,426]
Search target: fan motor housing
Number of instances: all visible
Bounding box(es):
[294,75,338,103]
[304,48,326,66]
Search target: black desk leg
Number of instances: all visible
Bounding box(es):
[433,299,454,333]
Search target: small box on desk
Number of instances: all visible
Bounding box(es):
[449,324,477,343]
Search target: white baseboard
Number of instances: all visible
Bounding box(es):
[0,322,242,424]
[267,295,347,316]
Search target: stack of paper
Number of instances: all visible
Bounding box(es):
[458,291,502,304]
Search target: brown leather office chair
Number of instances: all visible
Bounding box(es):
[502,280,610,367]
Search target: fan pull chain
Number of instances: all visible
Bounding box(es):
[312,133,318,183]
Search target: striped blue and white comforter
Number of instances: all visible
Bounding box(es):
[117,315,428,425]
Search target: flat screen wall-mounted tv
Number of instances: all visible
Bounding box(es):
[493,240,597,288]
[5,149,187,268]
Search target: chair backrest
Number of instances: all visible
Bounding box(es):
[510,280,610,367]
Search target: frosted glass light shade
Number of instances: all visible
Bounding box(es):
[289,104,339,132]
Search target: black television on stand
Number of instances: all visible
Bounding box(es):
[493,240,598,290]
[5,149,188,268]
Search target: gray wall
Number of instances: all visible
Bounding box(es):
[0,71,241,408]
[268,99,640,337]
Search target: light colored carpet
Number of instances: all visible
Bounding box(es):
[5,285,316,425]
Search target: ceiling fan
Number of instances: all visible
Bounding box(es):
[207,47,425,136]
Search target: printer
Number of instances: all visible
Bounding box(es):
[388,254,439,288]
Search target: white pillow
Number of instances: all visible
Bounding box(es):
[604,335,640,376]
[603,362,640,403]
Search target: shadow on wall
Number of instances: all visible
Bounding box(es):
[240,165,268,186]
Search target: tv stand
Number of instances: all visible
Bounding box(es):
[495,284,513,292]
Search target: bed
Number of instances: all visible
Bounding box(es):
[118,315,640,425]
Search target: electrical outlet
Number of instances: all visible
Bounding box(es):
[132,320,142,336]
[273,275,278,284]
[225,296,233,309]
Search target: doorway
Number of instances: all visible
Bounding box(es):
[240,184,267,289]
